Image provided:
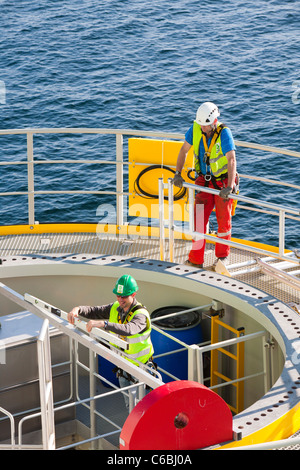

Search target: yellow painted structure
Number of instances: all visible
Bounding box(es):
[0,220,296,448]
[0,223,292,255]
[0,223,191,240]
[218,404,300,449]
[210,313,245,415]
[128,138,194,222]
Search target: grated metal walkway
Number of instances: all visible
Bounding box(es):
[0,231,300,449]
[0,232,299,306]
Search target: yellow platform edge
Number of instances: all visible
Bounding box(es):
[0,223,291,255]
[218,402,300,449]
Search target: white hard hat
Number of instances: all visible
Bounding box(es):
[195,102,220,125]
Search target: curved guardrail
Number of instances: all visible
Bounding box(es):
[0,127,299,227]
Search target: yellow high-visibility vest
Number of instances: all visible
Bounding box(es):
[109,301,153,366]
[193,121,228,178]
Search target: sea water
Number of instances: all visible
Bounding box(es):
[0,0,299,247]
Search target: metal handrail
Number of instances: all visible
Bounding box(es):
[17,379,139,450]
[0,282,276,448]
[0,406,15,448]
[37,319,56,450]
[0,127,300,157]
[0,127,299,227]
[183,181,300,216]
[159,178,300,262]
[151,306,270,391]
[188,330,268,392]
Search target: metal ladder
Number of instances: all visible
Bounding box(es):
[226,251,300,290]
[210,312,245,415]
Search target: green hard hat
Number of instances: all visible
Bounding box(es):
[113,274,139,296]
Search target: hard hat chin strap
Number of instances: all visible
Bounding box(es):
[211,118,218,130]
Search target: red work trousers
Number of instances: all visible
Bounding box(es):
[188,175,233,265]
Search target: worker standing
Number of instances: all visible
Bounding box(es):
[67,274,154,409]
[173,102,237,268]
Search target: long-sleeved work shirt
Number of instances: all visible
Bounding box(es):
[78,298,148,336]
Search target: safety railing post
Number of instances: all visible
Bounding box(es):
[37,319,56,450]
[159,178,165,261]
[262,333,274,394]
[0,407,15,448]
[188,187,194,233]
[27,132,35,225]
[188,344,203,383]
[168,178,174,262]
[279,209,285,257]
[116,133,124,227]
[89,349,97,450]
[128,386,138,413]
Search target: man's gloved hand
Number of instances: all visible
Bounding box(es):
[173,171,184,188]
[219,186,232,199]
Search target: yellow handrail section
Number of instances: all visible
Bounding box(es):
[210,312,245,415]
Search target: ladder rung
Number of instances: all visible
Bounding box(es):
[217,347,238,360]
[213,371,239,389]
[210,314,245,414]
[228,404,238,414]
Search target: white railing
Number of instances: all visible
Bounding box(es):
[0,127,299,229]
[189,331,269,390]
[16,367,143,450]
[0,407,15,448]
[0,281,276,449]
[0,127,183,226]
[159,178,300,263]
[37,319,56,450]
[0,282,164,449]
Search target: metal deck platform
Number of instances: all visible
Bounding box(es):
[0,232,299,307]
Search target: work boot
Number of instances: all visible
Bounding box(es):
[213,257,228,267]
[184,260,204,269]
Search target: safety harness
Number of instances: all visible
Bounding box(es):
[117,303,145,341]
[114,303,157,385]
[117,303,141,325]
[202,124,228,189]
[198,124,240,215]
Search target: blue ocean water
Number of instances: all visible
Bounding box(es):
[0,0,299,248]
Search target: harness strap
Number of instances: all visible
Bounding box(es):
[202,124,224,157]
[202,124,224,181]
[204,172,228,188]
[117,303,145,325]
[117,303,148,341]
